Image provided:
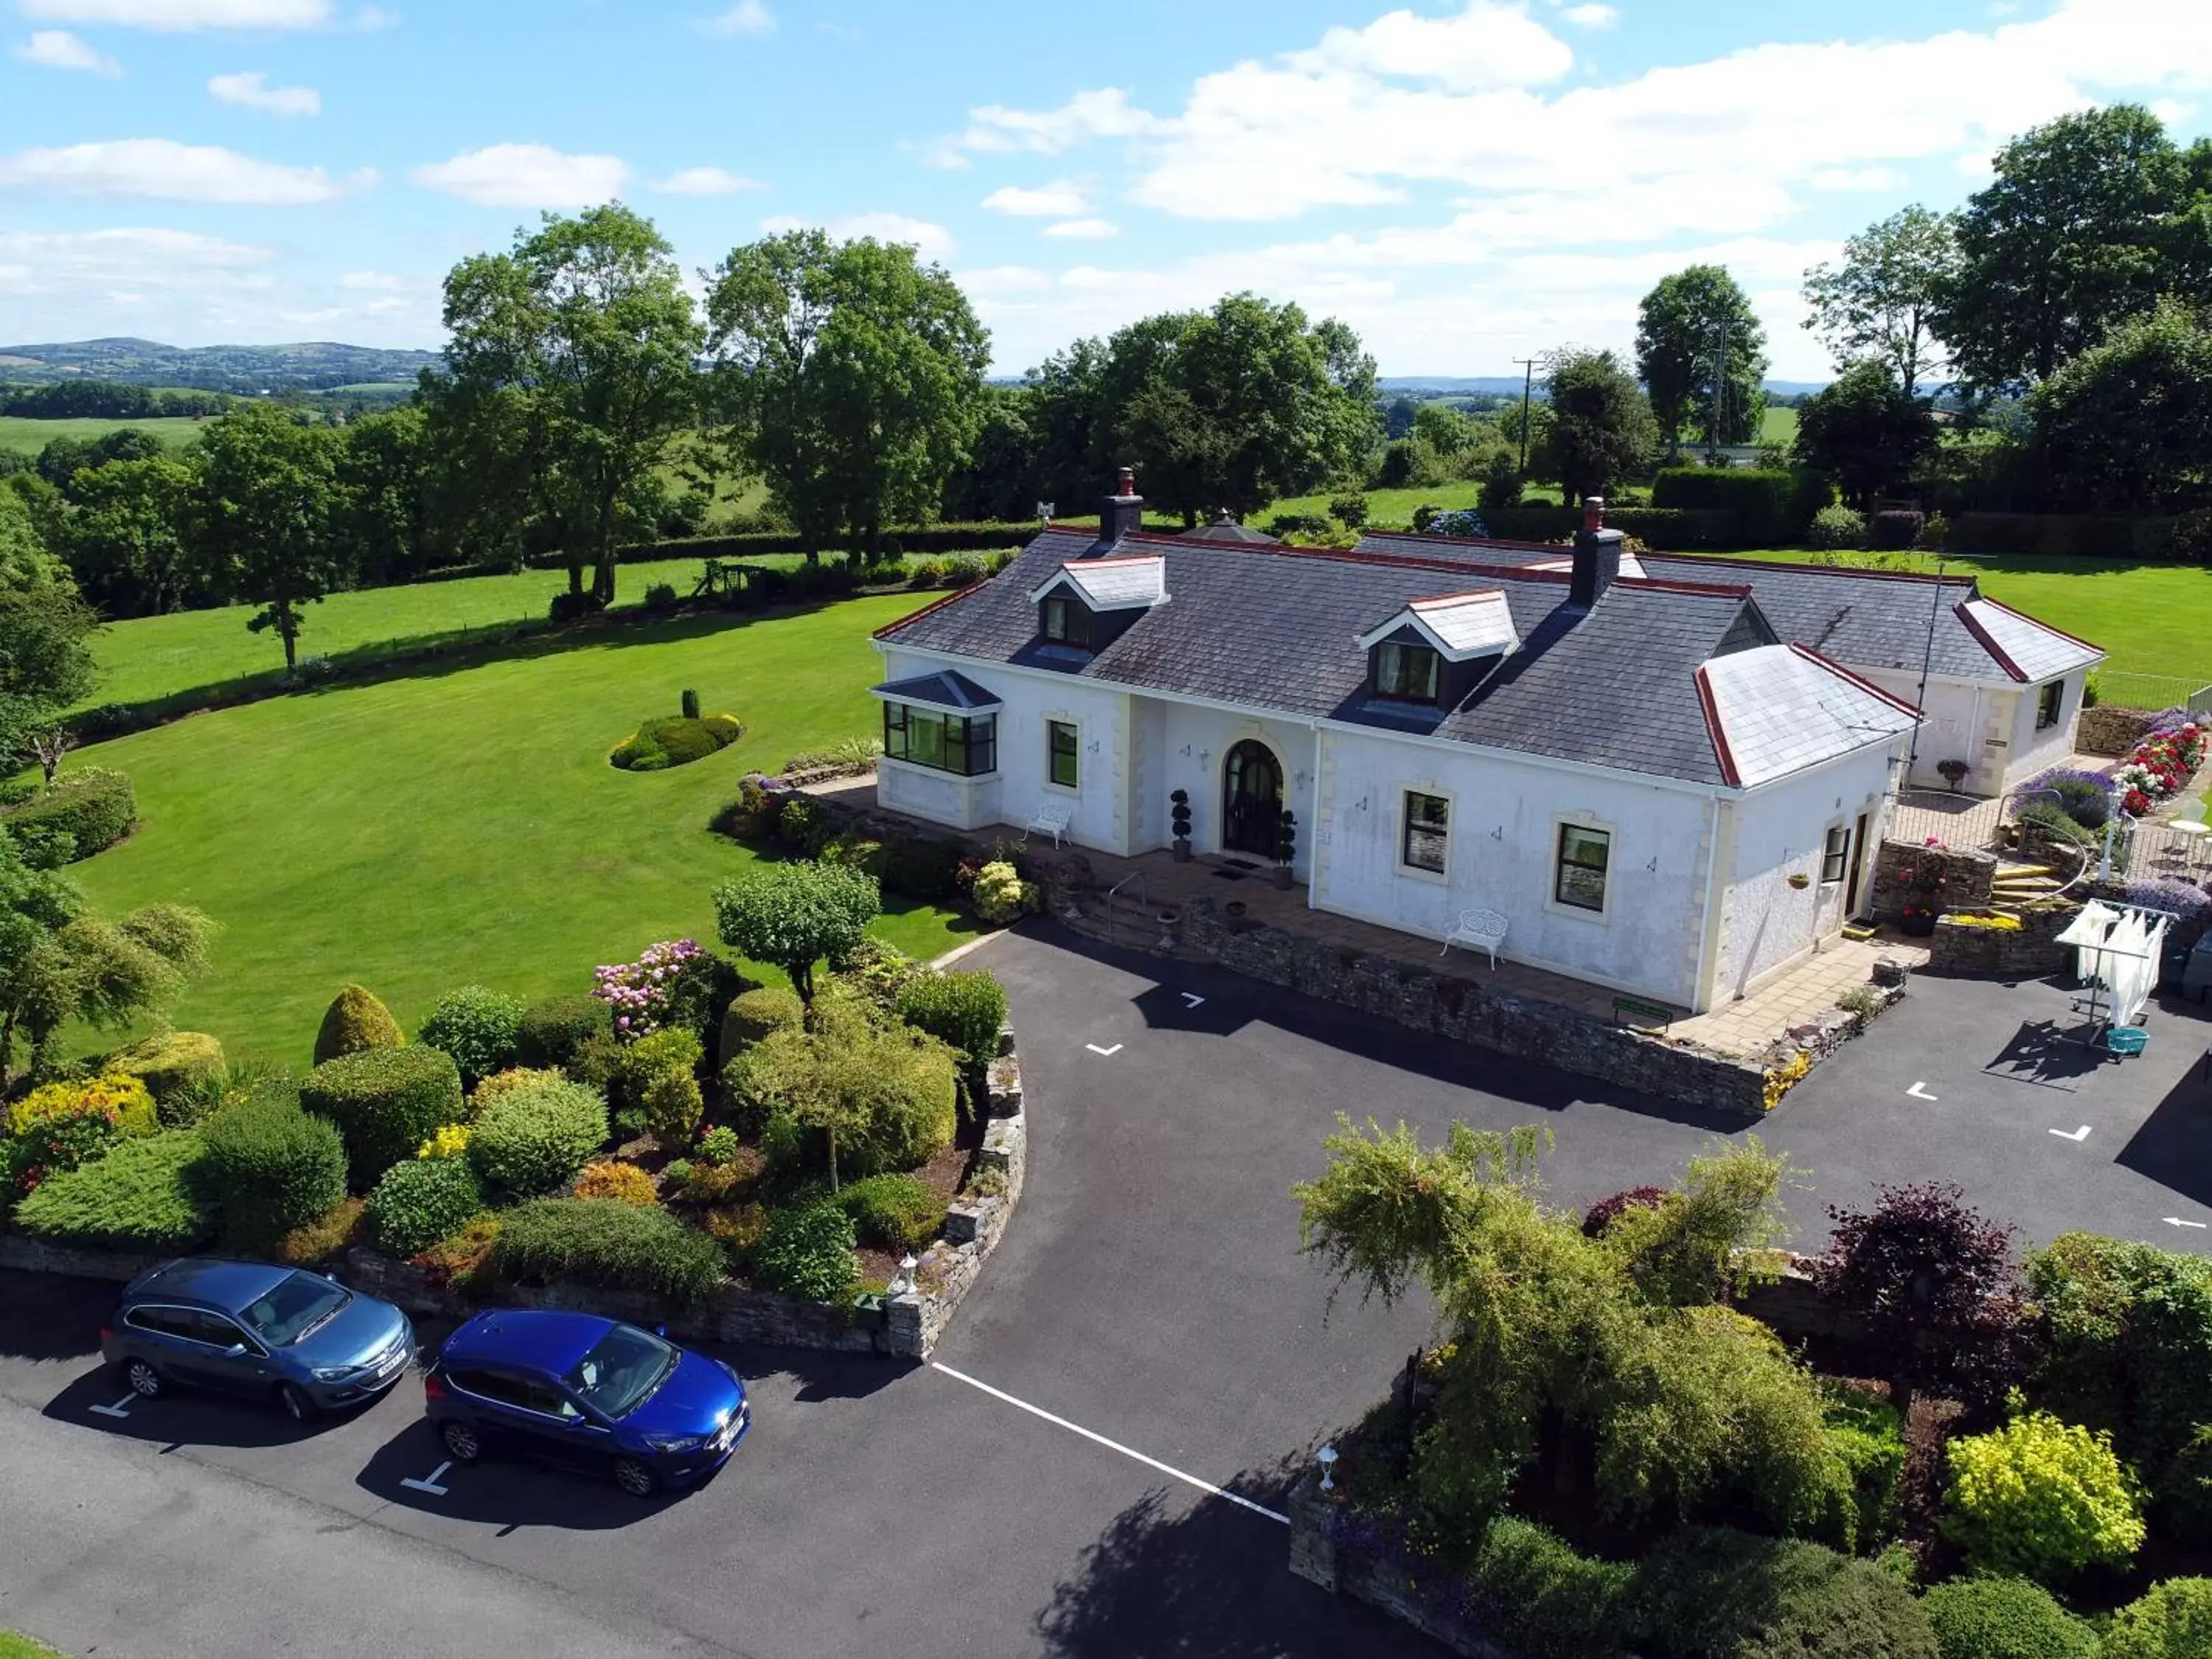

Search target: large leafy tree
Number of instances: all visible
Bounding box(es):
[1941,104,2197,391]
[2026,299,2212,511]
[1634,265,1767,457]
[1792,361,1940,508]
[1535,349,1657,507]
[437,203,701,603]
[1802,206,1958,397]
[192,404,347,672]
[712,860,881,1004]
[53,454,203,618]
[335,406,431,586]
[0,490,100,765]
[706,229,989,562]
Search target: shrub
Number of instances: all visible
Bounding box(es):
[2162,1424,2212,1544]
[573,1160,659,1206]
[488,1197,724,1302]
[279,1196,365,1265]
[754,1203,860,1301]
[1,765,137,862]
[610,716,740,771]
[832,936,923,1009]
[199,1097,349,1243]
[299,1046,466,1191]
[836,1172,944,1251]
[643,1067,704,1147]
[1824,1384,1907,1551]
[467,1075,610,1197]
[1631,1526,1937,1659]
[1329,493,1370,529]
[14,1130,213,1251]
[720,987,805,1064]
[2101,1577,2212,1659]
[713,859,880,1001]
[591,939,714,1040]
[726,992,958,1179]
[548,588,605,624]
[681,687,700,720]
[470,1066,563,1116]
[102,1032,226,1107]
[512,993,611,1070]
[1464,1516,1636,1659]
[942,552,987,586]
[607,1026,704,1130]
[1651,467,1830,543]
[1869,509,1926,551]
[908,558,946,588]
[1920,1576,2098,1659]
[415,985,525,1090]
[702,1201,768,1267]
[1837,984,1886,1019]
[677,1153,754,1205]
[5,1071,159,1193]
[1941,1411,2145,1582]
[661,1157,694,1193]
[644,582,679,611]
[775,796,833,856]
[1582,1185,1668,1237]
[697,1124,740,1166]
[313,984,403,1065]
[1808,504,1868,549]
[971,859,1035,925]
[894,968,1008,1064]
[366,1155,484,1256]
[2022,768,2112,830]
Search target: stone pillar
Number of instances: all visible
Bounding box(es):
[1286,1475,1340,1593]
[883,1292,926,1360]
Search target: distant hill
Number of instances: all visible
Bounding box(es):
[0,338,444,394]
[1379,375,1832,398]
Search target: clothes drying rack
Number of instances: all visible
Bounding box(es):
[2063,900,2181,1048]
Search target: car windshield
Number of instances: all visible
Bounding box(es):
[237,1272,350,1347]
[561,1326,678,1420]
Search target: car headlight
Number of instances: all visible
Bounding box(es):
[643,1432,707,1454]
[311,1366,354,1382]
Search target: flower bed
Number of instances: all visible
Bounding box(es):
[2114,717,2205,818]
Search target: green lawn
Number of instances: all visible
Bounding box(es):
[0,1631,64,1658]
[69,594,971,1065]
[0,414,212,456]
[1761,406,1798,445]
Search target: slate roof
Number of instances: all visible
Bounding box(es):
[869,669,1003,712]
[1956,597,2104,683]
[1358,590,1519,659]
[1699,644,1920,787]
[1032,554,1169,610]
[875,526,1899,788]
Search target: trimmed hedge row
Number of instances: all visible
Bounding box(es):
[2,767,137,862]
[1947,511,2212,562]
[488,1196,725,1303]
[300,1045,465,1189]
[1651,467,1833,543]
[13,1130,213,1251]
[597,522,1040,566]
[1471,504,1743,549]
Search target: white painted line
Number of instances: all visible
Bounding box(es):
[931,1361,1289,1526]
[400,1460,452,1496]
[88,1394,134,1419]
[1906,1082,1938,1102]
[2164,1217,2208,1230]
[1085,1043,1123,1057]
[2050,1125,2093,1142]
[1180,992,1206,1009]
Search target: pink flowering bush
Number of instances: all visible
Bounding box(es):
[592,939,709,1042]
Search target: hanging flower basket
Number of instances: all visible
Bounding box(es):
[1787,872,1812,890]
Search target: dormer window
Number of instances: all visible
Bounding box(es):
[1029,554,1166,658]
[1374,640,1441,703]
[1041,594,1091,647]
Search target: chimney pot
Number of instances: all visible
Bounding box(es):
[1096,465,1144,550]
[1582,495,1605,533]
[1117,467,1136,497]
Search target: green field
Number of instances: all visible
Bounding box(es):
[1761,405,1799,445]
[69,594,967,1063]
[0,414,212,456]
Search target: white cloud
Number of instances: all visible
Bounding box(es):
[650,165,762,195]
[1559,4,1617,27]
[338,268,405,289]
[1287,1,1574,93]
[760,212,956,262]
[982,179,1088,217]
[1808,166,1899,192]
[699,0,772,38]
[15,29,122,73]
[927,88,1167,169]
[208,70,321,115]
[1042,217,1119,240]
[18,0,330,29]
[0,138,349,204]
[411,143,629,207]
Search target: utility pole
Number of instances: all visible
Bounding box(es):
[1705,312,1730,462]
[1512,356,1537,474]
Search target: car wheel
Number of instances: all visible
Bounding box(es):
[124,1359,164,1399]
[439,1419,482,1464]
[276,1383,317,1423]
[611,1457,658,1499]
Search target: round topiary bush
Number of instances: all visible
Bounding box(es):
[417,985,526,1090]
[753,1203,860,1303]
[2101,1577,2212,1659]
[835,1172,945,1251]
[467,1076,610,1198]
[470,1066,564,1116]
[103,1032,226,1111]
[720,985,804,1062]
[894,968,1008,1064]
[199,1097,349,1243]
[313,984,404,1065]
[574,1160,658,1206]
[365,1156,484,1256]
[512,993,611,1071]
[1808,504,1868,551]
[487,1196,723,1302]
[1921,1576,2098,1659]
[299,1045,466,1192]
[609,715,743,772]
[1941,1411,2146,1583]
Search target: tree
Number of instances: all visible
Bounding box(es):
[1792,361,1940,508]
[0,483,71,592]
[192,404,347,672]
[1534,349,1656,507]
[2025,299,2212,511]
[0,582,102,760]
[437,204,701,602]
[335,406,431,586]
[706,228,988,562]
[1635,265,1767,457]
[1803,206,1959,397]
[1941,104,2194,390]
[941,383,1042,523]
[55,454,203,617]
[712,860,880,1004]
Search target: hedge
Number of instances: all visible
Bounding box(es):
[1921,1576,2098,1659]
[1632,1527,1936,1659]
[599,522,1040,565]
[467,1075,609,1197]
[1463,1516,1635,1659]
[198,1098,349,1243]
[513,993,611,1071]
[835,1172,945,1251]
[894,969,1008,1065]
[2101,1577,2212,1659]
[299,1045,466,1190]
[487,1196,725,1303]
[13,1130,214,1251]
[1470,504,1744,550]
[1,766,137,862]
[366,1156,485,1256]
[1652,467,1832,543]
[1947,512,2211,561]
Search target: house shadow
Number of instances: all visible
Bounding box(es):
[0,1267,111,1362]
[355,1415,706,1531]
[2116,1060,2212,1211]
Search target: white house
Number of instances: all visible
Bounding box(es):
[869,477,1935,1014]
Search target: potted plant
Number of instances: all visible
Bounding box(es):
[1898,851,1947,936]
[1787,872,1811,890]
[1936,758,1971,793]
[1169,789,1192,862]
[1272,808,1297,889]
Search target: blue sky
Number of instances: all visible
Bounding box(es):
[2,0,2208,378]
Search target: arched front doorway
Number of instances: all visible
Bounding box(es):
[1222,740,1284,858]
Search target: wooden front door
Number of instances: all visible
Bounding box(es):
[1222,740,1282,858]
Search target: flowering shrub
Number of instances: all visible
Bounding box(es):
[1946,912,2024,932]
[591,939,709,1041]
[417,1123,472,1161]
[5,1072,159,1193]
[1941,1411,2146,1583]
[2114,720,2204,815]
[972,860,1037,925]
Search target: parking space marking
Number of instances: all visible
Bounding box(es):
[931,1361,1289,1526]
[2050,1124,2093,1142]
[88,1394,134,1419]
[400,1460,452,1496]
[1085,1043,1123,1057]
[1906,1082,1938,1102]
[2165,1217,2208,1230]
[1180,992,1206,1009]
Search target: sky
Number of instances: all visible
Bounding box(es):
[2,0,2209,380]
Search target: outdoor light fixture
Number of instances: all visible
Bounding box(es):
[890,1253,919,1296]
[1316,1445,1340,1492]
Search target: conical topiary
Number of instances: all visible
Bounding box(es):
[313,984,404,1066]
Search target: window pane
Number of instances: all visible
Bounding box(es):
[971,717,996,775]
[1821,826,1849,884]
[1402,791,1449,873]
[1048,721,1079,787]
[1378,642,1441,702]
[1556,825,1610,911]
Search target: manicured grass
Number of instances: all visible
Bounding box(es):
[68,594,972,1064]
[0,1631,66,1658]
[0,414,212,456]
[1761,405,1799,445]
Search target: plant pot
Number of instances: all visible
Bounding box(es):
[1787,874,1811,890]
[1224,900,1248,919]
[1899,911,1938,938]
[1171,838,1192,863]
[1272,864,1293,891]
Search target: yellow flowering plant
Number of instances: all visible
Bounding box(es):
[417,1123,472,1161]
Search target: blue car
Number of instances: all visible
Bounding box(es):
[102,1258,416,1421]
[423,1310,748,1498]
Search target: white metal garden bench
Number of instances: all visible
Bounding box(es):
[1023,798,1075,848]
[1441,906,1509,969]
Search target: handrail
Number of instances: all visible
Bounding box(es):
[1105,870,1146,947]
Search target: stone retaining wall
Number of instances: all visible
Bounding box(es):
[1288,1477,1505,1658]
[2079,705,2166,758]
[1927,907,2079,979]
[1868,840,1997,924]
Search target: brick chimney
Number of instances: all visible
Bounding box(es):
[1570,495,1623,609]
[1096,466,1144,549]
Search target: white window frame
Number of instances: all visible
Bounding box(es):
[1046,717,1081,793]
[1397,786,1453,882]
[1546,813,1616,923]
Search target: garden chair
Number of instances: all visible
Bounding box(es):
[1023,798,1075,849]
[1441,907,1509,969]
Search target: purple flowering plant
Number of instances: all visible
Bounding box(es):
[592,939,708,1041]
